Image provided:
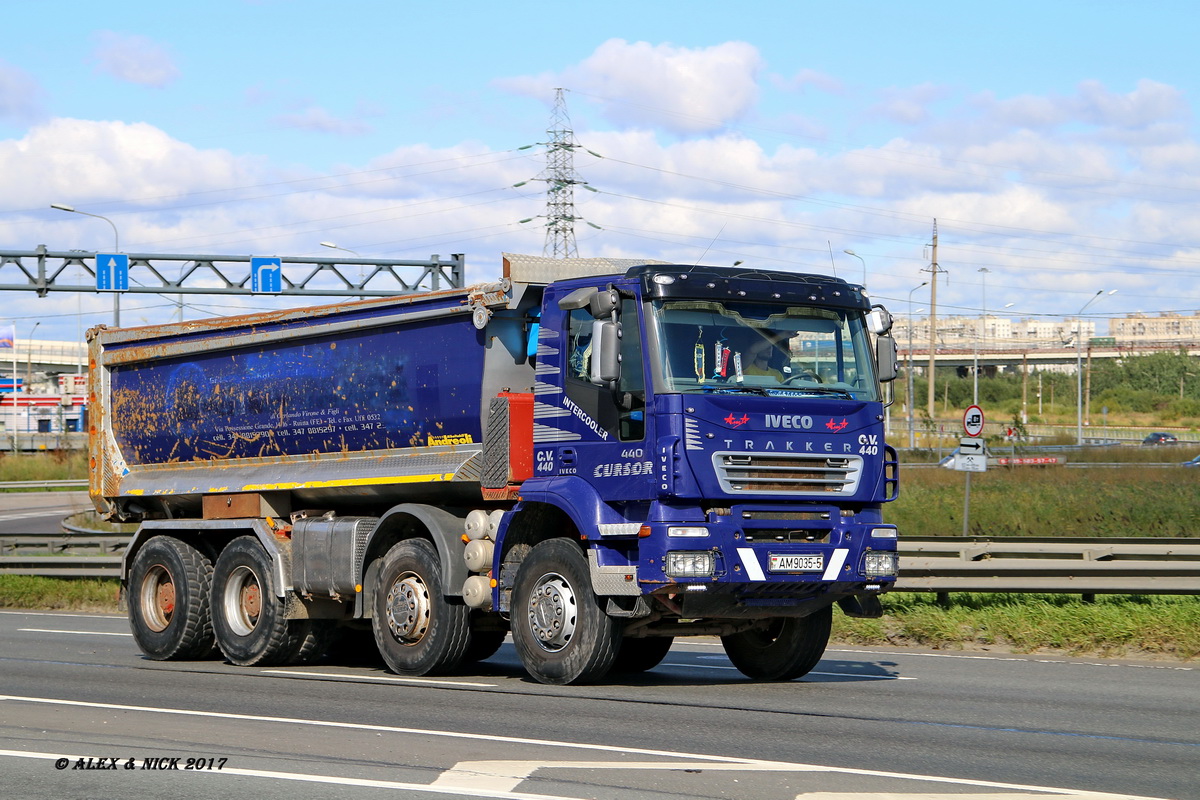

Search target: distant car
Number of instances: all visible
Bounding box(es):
[1143,432,1179,445]
[1182,454,1200,467]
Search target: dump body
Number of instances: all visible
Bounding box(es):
[99,255,899,685]
[89,279,520,517]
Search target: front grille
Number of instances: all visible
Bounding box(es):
[713,451,862,496]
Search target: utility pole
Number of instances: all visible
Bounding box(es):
[922,220,947,424]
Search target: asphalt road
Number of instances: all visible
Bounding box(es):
[1,608,1195,800]
[0,490,93,536]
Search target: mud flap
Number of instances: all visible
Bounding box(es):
[837,594,884,618]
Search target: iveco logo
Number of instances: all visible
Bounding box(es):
[765,414,814,429]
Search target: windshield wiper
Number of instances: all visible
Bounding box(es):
[781,386,856,398]
[701,385,771,396]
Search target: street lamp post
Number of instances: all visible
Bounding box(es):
[50,204,121,326]
[843,250,866,287]
[907,281,928,449]
[1074,290,1117,445]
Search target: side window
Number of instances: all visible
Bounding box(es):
[563,302,645,442]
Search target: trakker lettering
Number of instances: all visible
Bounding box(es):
[723,437,855,453]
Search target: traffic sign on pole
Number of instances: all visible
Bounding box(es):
[95,253,129,292]
[251,257,282,293]
[963,404,985,437]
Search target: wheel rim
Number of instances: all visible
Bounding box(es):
[526,572,577,652]
[222,565,262,637]
[138,564,175,632]
[385,571,431,645]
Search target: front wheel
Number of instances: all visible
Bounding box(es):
[612,636,674,674]
[371,539,470,676]
[511,539,621,685]
[721,605,832,681]
[128,536,216,660]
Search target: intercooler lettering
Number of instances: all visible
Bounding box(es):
[562,396,609,440]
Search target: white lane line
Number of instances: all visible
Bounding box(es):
[828,648,1197,671]
[0,510,80,521]
[261,670,497,689]
[0,695,1172,800]
[19,628,131,637]
[0,749,585,800]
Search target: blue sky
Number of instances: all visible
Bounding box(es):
[1,0,1197,339]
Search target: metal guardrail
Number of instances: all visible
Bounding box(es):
[895,536,1200,595]
[4,523,1200,594]
[0,479,89,489]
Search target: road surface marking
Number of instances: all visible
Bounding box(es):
[0,695,1173,799]
[0,749,584,800]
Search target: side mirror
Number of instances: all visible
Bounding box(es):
[867,305,893,336]
[590,320,621,384]
[588,288,619,319]
[875,335,898,383]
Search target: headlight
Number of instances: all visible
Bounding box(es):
[862,551,898,577]
[871,527,898,539]
[665,551,715,578]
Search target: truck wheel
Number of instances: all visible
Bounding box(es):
[511,539,621,685]
[128,536,216,660]
[612,636,674,674]
[211,536,303,667]
[721,605,832,681]
[371,539,470,676]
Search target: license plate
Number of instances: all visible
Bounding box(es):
[768,554,824,572]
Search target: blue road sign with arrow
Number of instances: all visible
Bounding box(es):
[95,253,129,291]
[251,256,282,293]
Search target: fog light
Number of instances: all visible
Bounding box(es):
[668,526,708,538]
[665,551,715,578]
[863,551,897,577]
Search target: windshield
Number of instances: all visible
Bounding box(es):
[648,298,880,401]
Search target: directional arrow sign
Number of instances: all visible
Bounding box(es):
[251,256,282,293]
[95,253,129,292]
[959,437,985,454]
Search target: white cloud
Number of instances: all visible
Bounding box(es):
[274,106,373,136]
[498,39,764,136]
[91,31,180,89]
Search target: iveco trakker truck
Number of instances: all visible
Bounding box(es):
[91,253,900,685]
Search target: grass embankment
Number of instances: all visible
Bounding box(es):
[0,451,87,486]
[889,460,1200,537]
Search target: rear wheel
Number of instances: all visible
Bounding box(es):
[128,536,216,660]
[511,539,621,685]
[211,536,307,667]
[371,539,470,675]
[721,605,831,681]
[612,636,674,674]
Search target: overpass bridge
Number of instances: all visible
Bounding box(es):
[901,340,1200,372]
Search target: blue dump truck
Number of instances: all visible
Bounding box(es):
[89,253,900,685]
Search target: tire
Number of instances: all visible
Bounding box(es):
[211,536,306,667]
[612,636,674,674]
[371,539,470,676]
[463,610,508,663]
[510,539,621,685]
[721,605,832,681]
[127,535,216,660]
[290,620,338,665]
